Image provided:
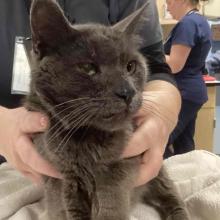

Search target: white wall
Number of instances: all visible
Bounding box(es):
[204,0,220,17]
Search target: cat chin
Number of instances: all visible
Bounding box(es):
[95,123,129,132]
[93,115,132,132]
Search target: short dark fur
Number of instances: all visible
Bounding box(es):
[25,0,189,219]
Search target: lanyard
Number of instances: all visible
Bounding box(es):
[186,9,200,16]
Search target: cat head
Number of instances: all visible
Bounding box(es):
[30,0,148,131]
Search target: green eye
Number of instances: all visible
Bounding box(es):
[79,63,98,76]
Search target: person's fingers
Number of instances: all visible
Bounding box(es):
[19,109,48,133]
[16,135,62,178]
[133,106,148,118]
[21,170,44,184]
[7,143,44,184]
[122,121,152,158]
[135,148,163,186]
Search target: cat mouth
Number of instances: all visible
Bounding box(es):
[101,110,128,120]
[103,113,116,119]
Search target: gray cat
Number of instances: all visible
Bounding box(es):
[25,0,189,219]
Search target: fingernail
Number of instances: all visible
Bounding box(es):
[40,117,48,128]
[57,173,63,179]
[53,171,63,179]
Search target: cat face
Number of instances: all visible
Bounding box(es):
[30,0,148,131]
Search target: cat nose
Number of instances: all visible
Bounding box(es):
[114,82,135,105]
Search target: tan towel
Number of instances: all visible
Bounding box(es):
[0,150,220,220]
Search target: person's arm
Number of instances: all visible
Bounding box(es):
[0,0,179,187]
[123,82,181,186]
[120,0,181,186]
[123,39,181,186]
[0,106,61,183]
[123,80,181,186]
[165,44,191,74]
[165,17,197,74]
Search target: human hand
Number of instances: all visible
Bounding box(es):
[0,106,61,183]
[122,81,181,186]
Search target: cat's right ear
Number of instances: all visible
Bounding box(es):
[30,0,78,58]
[111,2,149,37]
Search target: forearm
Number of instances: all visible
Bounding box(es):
[165,55,178,74]
[123,79,181,185]
[144,80,181,132]
[165,55,173,73]
[165,45,191,74]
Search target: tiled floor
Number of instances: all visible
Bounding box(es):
[214,106,220,154]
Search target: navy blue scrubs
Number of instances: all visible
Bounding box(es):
[164,10,212,157]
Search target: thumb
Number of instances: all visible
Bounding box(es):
[19,110,48,133]
[122,121,151,158]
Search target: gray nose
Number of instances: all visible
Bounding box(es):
[114,81,135,105]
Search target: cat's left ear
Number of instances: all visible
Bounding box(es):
[30,0,78,57]
[111,2,149,36]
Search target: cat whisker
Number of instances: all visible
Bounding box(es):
[47,97,108,136]
[49,101,91,120]
[48,101,102,145]
[77,104,104,143]
[47,101,97,133]
[52,97,91,109]
[47,106,88,141]
[142,97,178,119]
[52,97,108,110]
[53,112,91,153]
[44,97,100,116]
[141,104,183,134]
[56,109,96,153]
[46,96,116,147]
[47,97,108,122]
[141,104,176,127]
[62,110,99,152]
[47,103,98,145]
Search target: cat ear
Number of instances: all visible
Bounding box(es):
[30,0,78,57]
[111,2,149,36]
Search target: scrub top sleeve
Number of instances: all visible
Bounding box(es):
[172,19,197,48]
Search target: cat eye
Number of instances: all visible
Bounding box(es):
[127,61,137,74]
[79,63,98,76]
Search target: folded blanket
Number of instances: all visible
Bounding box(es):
[0,150,220,220]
